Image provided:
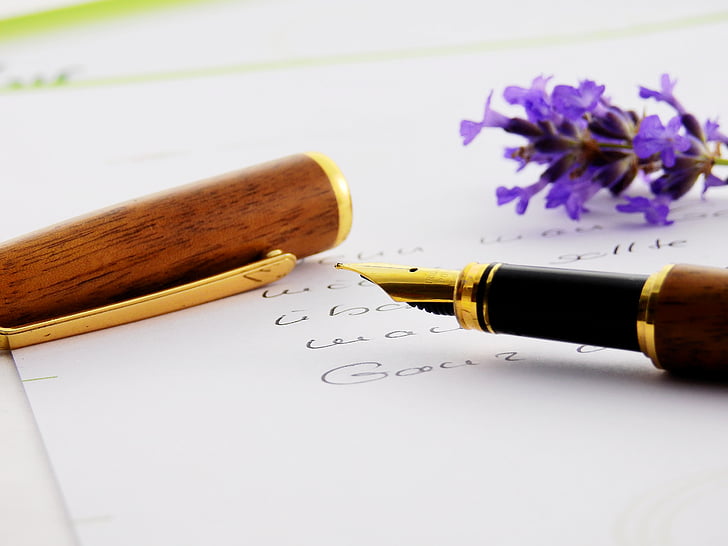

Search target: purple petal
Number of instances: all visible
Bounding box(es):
[460,120,483,146]
[662,147,677,168]
[551,80,605,120]
[503,146,529,170]
[503,76,554,123]
[633,116,665,158]
[615,196,673,225]
[551,86,581,119]
[705,119,728,144]
[515,196,530,214]
[544,182,569,208]
[496,179,548,214]
[544,179,600,220]
[666,116,681,132]
[565,197,588,220]
[638,74,685,114]
[483,91,509,127]
[705,119,721,139]
[702,172,726,194]
[633,115,690,167]
[645,204,672,225]
[496,186,522,206]
[503,86,526,104]
[460,91,511,145]
[615,196,650,213]
[577,80,605,105]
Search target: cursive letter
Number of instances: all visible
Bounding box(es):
[306,337,370,349]
[321,362,389,385]
[274,310,309,326]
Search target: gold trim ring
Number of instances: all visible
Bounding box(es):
[454,263,500,332]
[480,263,501,333]
[305,152,353,248]
[637,264,674,369]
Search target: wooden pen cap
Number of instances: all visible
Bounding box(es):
[0,152,352,344]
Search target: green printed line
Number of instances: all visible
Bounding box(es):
[0,0,212,43]
[4,10,728,93]
[21,375,59,382]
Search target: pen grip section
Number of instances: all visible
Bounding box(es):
[483,265,647,351]
[0,153,349,328]
[645,264,728,375]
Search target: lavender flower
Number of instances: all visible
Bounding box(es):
[461,74,728,225]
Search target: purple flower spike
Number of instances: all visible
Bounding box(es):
[633,115,691,167]
[616,196,673,225]
[552,80,605,121]
[460,74,727,225]
[460,91,509,145]
[639,74,685,114]
[503,76,553,123]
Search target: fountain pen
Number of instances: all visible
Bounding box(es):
[335,262,728,375]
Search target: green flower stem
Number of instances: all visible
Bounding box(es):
[596,144,728,166]
[599,143,633,150]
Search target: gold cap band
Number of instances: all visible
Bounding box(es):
[305,151,353,248]
[637,264,674,369]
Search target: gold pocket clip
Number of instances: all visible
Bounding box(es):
[0,250,296,349]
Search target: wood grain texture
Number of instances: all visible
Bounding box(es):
[652,264,728,374]
[0,154,343,327]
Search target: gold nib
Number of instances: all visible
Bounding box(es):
[335,263,458,303]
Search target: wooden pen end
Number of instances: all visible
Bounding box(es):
[639,264,728,375]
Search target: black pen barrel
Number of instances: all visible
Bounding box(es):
[482,264,648,351]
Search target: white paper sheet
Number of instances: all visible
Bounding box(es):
[4,2,728,545]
